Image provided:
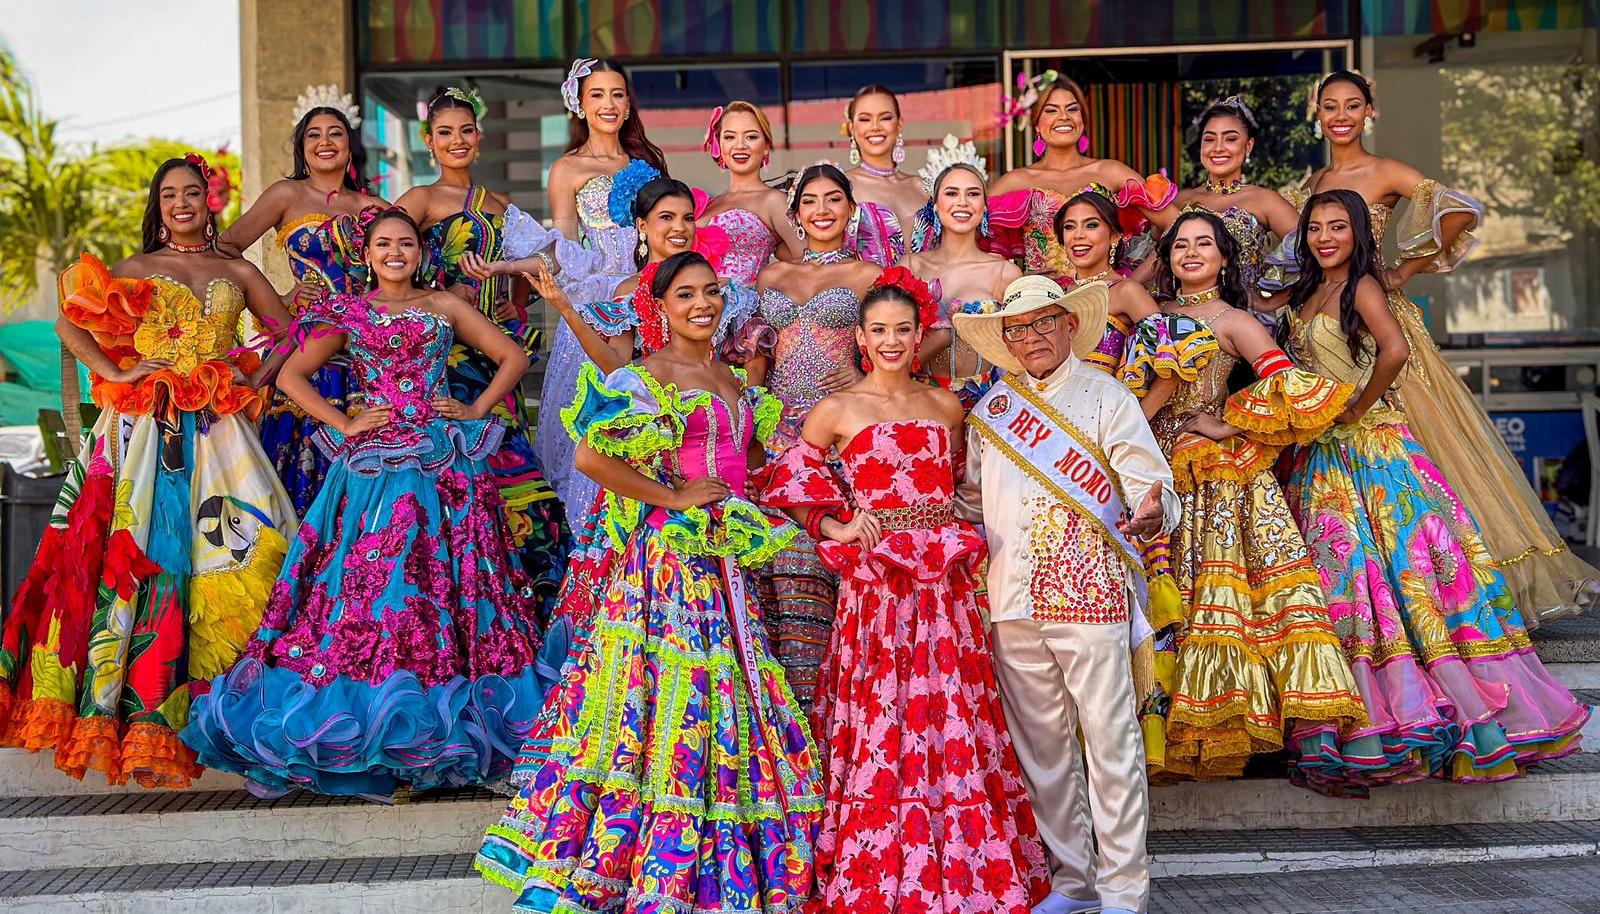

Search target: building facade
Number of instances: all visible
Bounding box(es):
[241,0,1600,526]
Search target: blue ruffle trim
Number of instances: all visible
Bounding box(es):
[181,657,546,797]
[312,417,505,475]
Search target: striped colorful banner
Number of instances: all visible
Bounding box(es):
[580,0,782,56]
[1084,82,1184,179]
[359,0,565,64]
[1004,0,1351,49]
[791,0,1001,53]
[1361,0,1598,34]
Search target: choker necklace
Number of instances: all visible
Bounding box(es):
[1074,267,1116,286]
[857,161,898,178]
[165,239,214,254]
[802,247,855,266]
[1176,287,1221,308]
[1204,176,1247,195]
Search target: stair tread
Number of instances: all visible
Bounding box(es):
[7,820,1600,898]
[0,786,499,818]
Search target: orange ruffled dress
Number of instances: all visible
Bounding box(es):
[0,254,295,788]
[1125,310,1367,781]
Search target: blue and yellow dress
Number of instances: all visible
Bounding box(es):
[424,186,568,621]
[261,207,377,513]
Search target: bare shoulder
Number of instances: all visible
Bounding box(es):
[988,167,1034,195]
[757,259,795,290]
[848,260,883,290]
[924,384,965,425]
[111,252,156,279]
[614,274,641,298]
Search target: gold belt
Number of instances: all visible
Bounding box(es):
[873,501,954,532]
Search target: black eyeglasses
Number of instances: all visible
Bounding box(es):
[1001,313,1061,342]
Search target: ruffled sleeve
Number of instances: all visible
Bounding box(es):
[979,189,1033,263]
[1113,172,1178,236]
[714,281,760,359]
[849,202,906,267]
[505,204,628,311]
[1120,314,1220,398]
[1257,228,1301,295]
[746,383,784,450]
[1395,179,1484,273]
[58,253,151,351]
[760,441,847,511]
[1169,366,1352,489]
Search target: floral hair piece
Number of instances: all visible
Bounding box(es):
[997,68,1060,128]
[702,105,726,165]
[918,133,987,196]
[292,84,362,129]
[871,265,940,329]
[631,261,669,353]
[607,159,663,227]
[561,58,598,115]
[442,86,487,120]
[1306,69,1376,121]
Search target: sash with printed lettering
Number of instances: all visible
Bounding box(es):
[969,373,1149,605]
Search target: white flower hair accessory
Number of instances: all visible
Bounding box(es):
[292,84,361,129]
[561,58,598,116]
[918,134,987,195]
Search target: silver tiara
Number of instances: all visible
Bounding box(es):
[292,84,361,129]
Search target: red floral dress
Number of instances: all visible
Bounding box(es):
[764,420,1050,914]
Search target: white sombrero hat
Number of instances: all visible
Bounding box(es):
[951,274,1108,375]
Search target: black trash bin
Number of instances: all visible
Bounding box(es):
[0,465,65,612]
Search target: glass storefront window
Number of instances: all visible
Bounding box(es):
[1372,28,1600,342]
[580,0,782,57]
[790,0,1000,53]
[1004,0,1352,50]
[629,65,785,190]
[359,0,565,65]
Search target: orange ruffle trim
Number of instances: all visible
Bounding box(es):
[60,253,266,420]
[1224,367,1354,447]
[1170,434,1278,491]
[0,692,200,788]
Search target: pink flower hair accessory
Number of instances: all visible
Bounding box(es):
[702,105,726,166]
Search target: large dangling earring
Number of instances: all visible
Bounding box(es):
[762,152,770,169]
[1109,237,1120,266]
[578,109,587,120]
[1077,134,1090,155]
[1032,136,1046,157]
[859,344,874,373]
[1363,115,1375,136]
[1313,121,1323,140]
[979,209,992,237]
[204,217,216,242]
[892,135,905,165]
[636,238,648,260]
[157,224,170,244]
[429,149,438,166]
[656,311,670,347]
[848,139,861,166]
[794,223,807,241]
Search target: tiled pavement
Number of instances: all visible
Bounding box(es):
[1153,853,1600,912]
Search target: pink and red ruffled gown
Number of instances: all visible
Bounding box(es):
[764,420,1049,914]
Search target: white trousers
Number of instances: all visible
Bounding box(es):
[990,618,1150,914]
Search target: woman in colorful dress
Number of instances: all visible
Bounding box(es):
[1,157,297,788]
[475,250,823,913]
[751,163,882,710]
[900,139,1020,409]
[519,59,670,527]
[1289,69,1597,625]
[841,85,922,245]
[220,91,388,512]
[1173,96,1299,312]
[698,101,801,286]
[1054,189,1161,375]
[182,208,549,798]
[394,88,567,619]
[988,73,1177,276]
[1126,210,1366,781]
[763,269,1049,914]
[1279,190,1589,792]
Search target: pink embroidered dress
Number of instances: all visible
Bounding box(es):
[182,294,548,797]
[764,420,1050,914]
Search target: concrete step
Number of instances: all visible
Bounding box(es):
[0,787,501,870]
[0,747,246,797]
[6,822,1599,912]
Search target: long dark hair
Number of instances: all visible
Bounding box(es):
[1054,191,1122,269]
[651,250,714,298]
[1154,210,1245,306]
[632,177,695,268]
[1280,189,1385,364]
[566,60,667,172]
[788,163,855,219]
[287,107,369,192]
[141,158,210,253]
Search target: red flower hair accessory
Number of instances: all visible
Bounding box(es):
[632,261,670,353]
[702,105,726,167]
[872,265,940,329]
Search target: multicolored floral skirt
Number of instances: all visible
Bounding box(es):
[0,407,294,788]
[1285,420,1590,792]
[181,418,548,797]
[449,345,568,623]
[476,527,823,913]
[260,360,348,515]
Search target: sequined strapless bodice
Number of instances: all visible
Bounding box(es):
[702,208,777,285]
[1191,203,1270,287]
[664,393,755,492]
[339,305,453,421]
[279,208,376,304]
[136,276,246,374]
[576,173,637,278]
[759,286,861,415]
